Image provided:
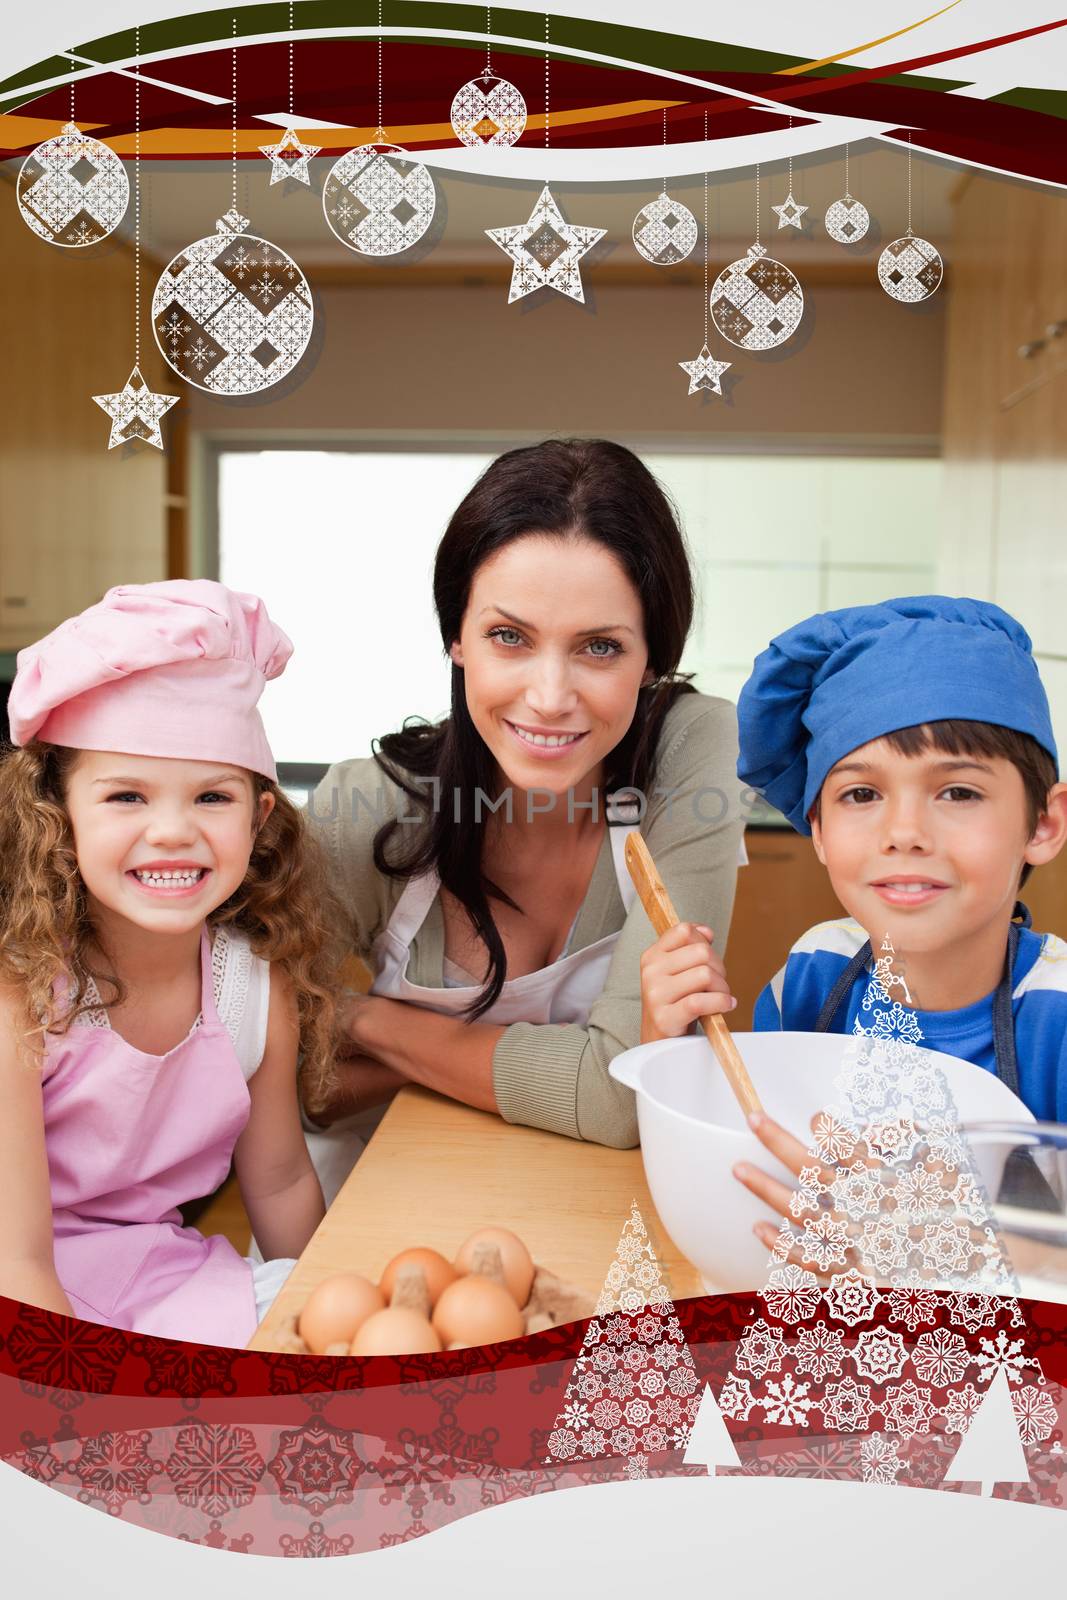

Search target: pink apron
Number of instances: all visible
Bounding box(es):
[43,929,258,1348]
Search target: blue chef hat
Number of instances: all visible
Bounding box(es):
[738,595,1059,834]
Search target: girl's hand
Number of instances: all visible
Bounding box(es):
[639,922,735,1044]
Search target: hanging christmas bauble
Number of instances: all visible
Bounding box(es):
[322,143,436,256]
[451,71,527,148]
[825,194,870,245]
[151,209,314,395]
[710,243,804,351]
[632,191,697,266]
[17,121,129,248]
[878,233,943,302]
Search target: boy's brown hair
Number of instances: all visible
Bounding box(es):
[809,719,1058,884]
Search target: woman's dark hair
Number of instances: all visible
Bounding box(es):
[372,438,696,1017]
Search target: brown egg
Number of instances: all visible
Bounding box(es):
[432,1275,524,1349]
[350,1307,442,1356]
[298,1274,385,1354]
[454,1227,535,1308]
[380,1247,457,1307]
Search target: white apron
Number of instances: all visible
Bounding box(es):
[306,800,640,1203]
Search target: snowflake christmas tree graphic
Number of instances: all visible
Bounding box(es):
[713,937,1061,1493]
[544,1202,702,1478]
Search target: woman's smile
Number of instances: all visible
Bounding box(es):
[450,534,652,797]
[504,720,590,758]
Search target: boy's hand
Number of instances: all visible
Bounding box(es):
[639,922,736,1044]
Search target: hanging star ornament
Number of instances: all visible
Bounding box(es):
[92,365,179,450]
[486,185,605,304]
[259,127,321,186]
[679,344,730,397]
[772,190,808,230]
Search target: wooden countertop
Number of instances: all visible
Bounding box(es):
[249,1085,701,1350]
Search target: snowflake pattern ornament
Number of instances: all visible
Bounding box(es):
[451,70,527,147]
[17,122,130,248]
[633,192,698,266]
[826,195,870,245]
[92,365,178,450]
[712,936,1059,1488]
[711,243,804,351]
[545,1203,701,1473]
[679,344,730,396]
[486,185,605,304]
[152,209,313,394]
[878,232,944,302]
[322,143,436,256]
[260,128,321,186]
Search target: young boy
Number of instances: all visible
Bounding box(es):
[640,596,1067,1125]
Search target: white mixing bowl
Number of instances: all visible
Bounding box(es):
[609,1031,1033,1293]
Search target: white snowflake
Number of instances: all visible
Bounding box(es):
[801,1212,852,1272]
[824,1270,881,1328]
[943,1382,984,1435]
[859,1217,909,1278]
[763,1265,822,1325]
[821,1377,875,1432]
[813,1112,859,1163]
[718,1376,756,1421]
[882,1379,935,1439]
[863,1117,919,1165]
[861,1432,903,1485]
[894,1164,949,1223]
[974,1329,1031,1387]
[830,1161,884,1219]
[790,1165,832,1218]
[946,1291,999,1335]
[795,1323,846,1382]
[912,1328,971,1388]
[918,1220,976,1277]
[736,1319,786,1379]
[1012,1386,1059,1445]
[887,1281,939,1332]
[762,1373,814,1427]
[853,1327,908,1383]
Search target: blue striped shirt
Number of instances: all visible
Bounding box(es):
[753,918,1067,1121]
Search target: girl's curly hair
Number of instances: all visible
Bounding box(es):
[0,742,342,1105]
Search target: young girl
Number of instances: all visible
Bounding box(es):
[0,580,339,1348]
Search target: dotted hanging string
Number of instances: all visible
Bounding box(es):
[662,105,667,195]
[69,52,76,123]
[231,18,238,210]
[134,26,141,369]
[844,140,850,198]
[486,6,492,75]
[544,13,550,166]
[787,114,792,195]
[289,1,294,121]
[755,161,760,247]
[906,130,912,234]
[376,0,385,142]
[702,109,709,348]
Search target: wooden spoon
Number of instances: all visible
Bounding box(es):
[625,831,764,1118]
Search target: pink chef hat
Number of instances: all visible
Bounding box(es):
[8,580,292,782]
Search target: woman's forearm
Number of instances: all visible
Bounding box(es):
[351,997,502,1114]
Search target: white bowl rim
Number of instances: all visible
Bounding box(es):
[609,1031,1035,1142]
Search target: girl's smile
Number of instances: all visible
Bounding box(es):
[64,751,274,935]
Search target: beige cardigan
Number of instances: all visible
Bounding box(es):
[309,691,744,1149]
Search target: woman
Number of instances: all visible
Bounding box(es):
[305,439,744,1198]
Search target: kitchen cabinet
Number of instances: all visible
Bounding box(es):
[0,172,171,651]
